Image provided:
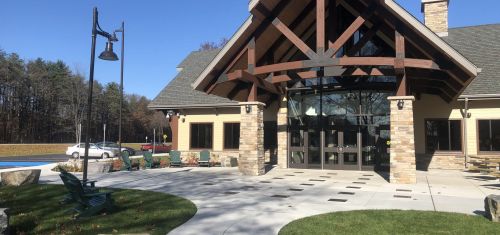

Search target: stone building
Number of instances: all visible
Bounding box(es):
[149,0,500,184]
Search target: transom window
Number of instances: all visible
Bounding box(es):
[478,120,500,152]
[224,123,240,150]
[190,123,213,149]
[426,120,462,152]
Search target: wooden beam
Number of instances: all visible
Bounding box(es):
[254,57,440,76]
[228,70,281,95]
[254,61,304,75]
[206,83,217,94]
[394,30,405,75]
[248,37,256,73]
[272,74,292,83]
[272,18,318,60]
[260,0,316,66]
[248,83,258,102]
[362,1,471,100]
[328,2,377,56]
[224,47,248,75]
[395,29,406,96]
[317,0,326,54]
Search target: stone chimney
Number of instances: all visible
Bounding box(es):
[421,0,449,37]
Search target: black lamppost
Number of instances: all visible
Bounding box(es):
[114,22,125,157]
[83,7,119,181]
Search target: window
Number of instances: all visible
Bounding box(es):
[426,120,462,152]
[190,123,213,149]
[224,123,240,149]
[478,120,500,152]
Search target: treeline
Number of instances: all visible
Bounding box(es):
[0,49,168,144]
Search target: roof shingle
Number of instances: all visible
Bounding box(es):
[148,49,237,109]
[445,24,500,95]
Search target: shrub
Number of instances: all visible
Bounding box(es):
[210,153,221,167]
[112,159,123,171]
[186,153,198,167]
[52,162,82,172]
[155,156,170,168]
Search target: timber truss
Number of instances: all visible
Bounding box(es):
[200,0,477,104]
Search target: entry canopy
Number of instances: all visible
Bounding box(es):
[192,0,478,104]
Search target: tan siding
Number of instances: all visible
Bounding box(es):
[414,94,500,156]
[178,108,241,152]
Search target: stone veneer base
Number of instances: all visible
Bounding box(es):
[388,96,417,184]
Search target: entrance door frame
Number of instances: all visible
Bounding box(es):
[287,87,392,171]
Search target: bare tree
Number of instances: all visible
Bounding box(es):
[199,38,229,51]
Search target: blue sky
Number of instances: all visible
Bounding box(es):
[0,0,498,99]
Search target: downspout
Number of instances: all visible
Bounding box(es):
[463,98,469,168]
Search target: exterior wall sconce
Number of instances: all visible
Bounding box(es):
[166,110,175,119]
[245,105,252,114]
[397,100,405,110]
[166,110,182,121]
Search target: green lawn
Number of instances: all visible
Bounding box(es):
[279,210,499,235]
[0,184,197,235]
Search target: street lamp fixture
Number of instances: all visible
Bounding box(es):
[98,41,119,61]
[83,7,120,181]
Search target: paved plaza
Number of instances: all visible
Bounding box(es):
[2,165,499,235]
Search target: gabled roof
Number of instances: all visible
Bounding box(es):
[192,0,478,96]
[148,49,237,110]
[445,24,500,96]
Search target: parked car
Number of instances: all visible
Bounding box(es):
[140,143,171,153]
[66,143,118,159]
[96,141,136,156]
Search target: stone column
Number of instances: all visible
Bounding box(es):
[277,96,288,169]
[238,102,265,176]
[388,96,417,184]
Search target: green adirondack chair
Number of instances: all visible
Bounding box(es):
[199,150,210,167]
[59,170,98,204]
[143,152,153,169]
[121,151,132,171]
[59,166,97,188]
[170,150,182,167]
[64,178,114,218]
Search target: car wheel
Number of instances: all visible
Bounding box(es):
[102,153,109,159]
[72,152,79,158]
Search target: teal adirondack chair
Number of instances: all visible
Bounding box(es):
[170,150,182,167]
[64,178,114,218]
[199,150,210,167]
[143,152,153,169]
[121,151,132,171]
[59,170,98,204]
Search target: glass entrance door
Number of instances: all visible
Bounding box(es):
[288,89,393,171]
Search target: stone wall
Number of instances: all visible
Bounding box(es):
[389,96,417,184]
[277,96,288,169]
[416,154,465,170]
[179,150,240,165]
[422,0,449,36]
[238,102,265,176]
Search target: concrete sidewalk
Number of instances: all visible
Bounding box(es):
[7,166,499,235]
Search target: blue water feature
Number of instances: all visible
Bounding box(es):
[0,162,51,167]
